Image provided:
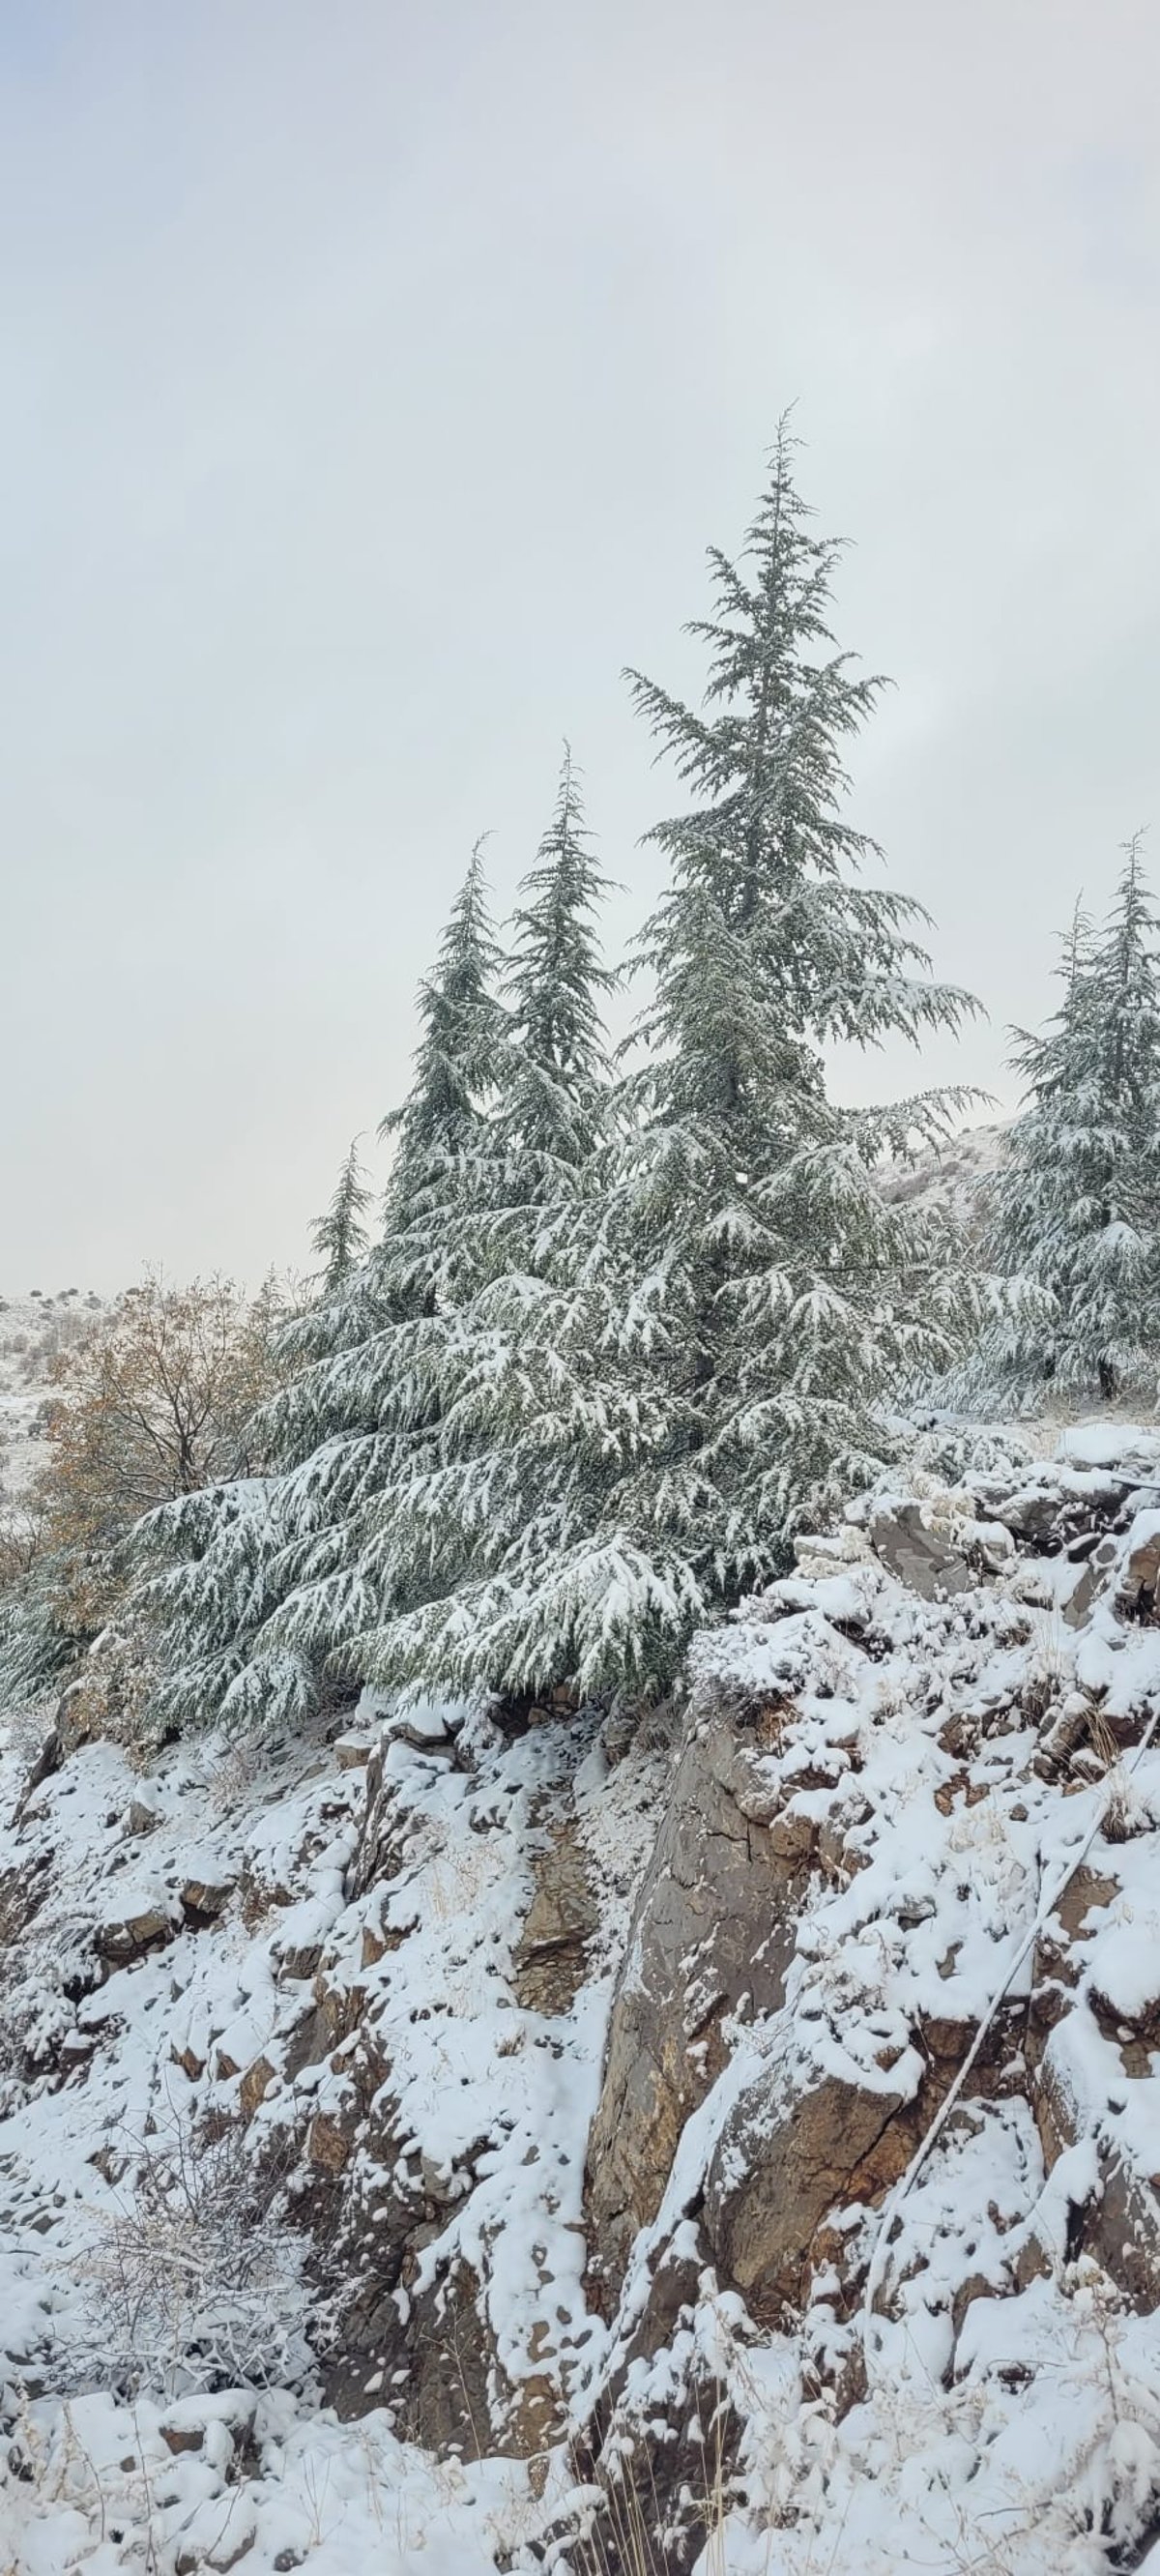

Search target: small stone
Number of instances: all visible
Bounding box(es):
[1119,1508,1160,1602]
[239,2055,276,2120]
[768,1807,818,1865]
[181,1876,236,1920]
[279,1941,324,1981]
[306,2111,351,2174]
[160,2422,205,2455]
[97,1902,174,1962]
[209,2528,256,2572]
[88,2143,129,2186]
[334,1732,374,1771]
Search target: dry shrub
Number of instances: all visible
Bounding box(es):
[70,2116,306,2402]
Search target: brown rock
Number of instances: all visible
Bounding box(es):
[817,1799,871,1882]
[704,2066,911,2314]
[514,1823,599,2014]
[587,1702,806,2289]
[160,2421,205,2455]
[96,1902,174,1962]
[769,1806,819,1865]
[239,2055,276,2120]
[208,2527,256,2572]
[1063,1537,1118,1629]
[335,1732,375,1771]
[306,2111,351,2174]
[279,1941,324,1982]
[181,1875,236,1921]
[1053,1863,1118,1945]
[1030,2034,1160,2311]
[1119,1512,1160,1604]
[921,2013,977,2062]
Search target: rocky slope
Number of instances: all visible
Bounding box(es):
[3,1415,1160,2570]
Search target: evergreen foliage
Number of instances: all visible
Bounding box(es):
[129,431,985,1731]
[136,846,509,1728]
[309,1139,372,1294]
[358,426,980,1706]
[500,747,617,1178]
[980,839,1160,1403]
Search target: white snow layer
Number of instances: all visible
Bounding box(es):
[2,1420,1160,2567]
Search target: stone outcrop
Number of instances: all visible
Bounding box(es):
[587,1699,818,2291]
[867,1497,972,1597]
[702,2063,912,2319]
[95,1894,177,1962]
[514,1820,598,2013]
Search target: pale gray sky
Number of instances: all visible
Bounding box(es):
[3,0,1160,1289]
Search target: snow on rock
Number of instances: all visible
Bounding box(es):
[3,1415,1160,2569]
[1058,1421,1160,1472]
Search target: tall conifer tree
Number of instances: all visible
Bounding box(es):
[500,748,616,1178]
[981,838,1160,1403]
[367,429,979,1706]
[338,756,621,1655]
[138,848,508,1726]
[309,1139,372,1294]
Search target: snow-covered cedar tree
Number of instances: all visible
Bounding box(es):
[332,751,622,1666]
[363,424,981,1709]
[309,1137,372,1293]
[132,845,510,1731]
[976,841,1160,1405]
[174,772,621,1730]
[496,746,618,1182]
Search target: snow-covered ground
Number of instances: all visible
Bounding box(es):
[0,1292,107,1502]
[3,1404,1160,2569]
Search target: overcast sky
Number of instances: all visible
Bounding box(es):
[3,0,1160,1290]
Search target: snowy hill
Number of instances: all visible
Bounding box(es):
[0,1290,108,1502]
[882,1116,1008,1229]
[2,1414,1160,2569]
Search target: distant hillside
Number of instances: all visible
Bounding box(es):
[883,1117,1008,1231]
[0,1291,108,1502]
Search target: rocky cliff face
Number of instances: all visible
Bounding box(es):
[2,1418,1160,2572]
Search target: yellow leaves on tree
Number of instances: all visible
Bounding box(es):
[35,1273,288,1639]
